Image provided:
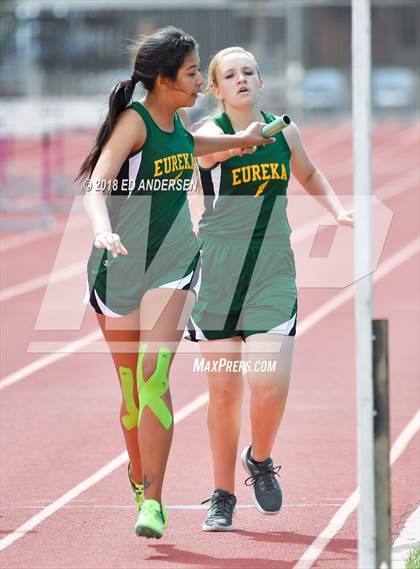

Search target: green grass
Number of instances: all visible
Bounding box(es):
[405,546,420,569]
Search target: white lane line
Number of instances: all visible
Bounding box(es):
[0,392,208,552]
[293,410,420,569]
[1,122,414,257]
[382,123,420,152]
[291,166,417,246]
[0,330,101,391]
[397,122,419,145]
[392,506,420,569]
[1,130,346,255]
[0,237,419,551]
[299,237,420,335]
[306,123,351,155]
[390,412,420,465]
[0,503,343,511]
[124,503,340,510]
[0,215,88,252]
[1,165,418,304]
[1,236,419,392]
[0,261,86,302]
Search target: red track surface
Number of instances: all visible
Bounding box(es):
[1,122,419,569]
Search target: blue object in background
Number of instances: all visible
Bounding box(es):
[372,67,418,110]
[301,68,347,112]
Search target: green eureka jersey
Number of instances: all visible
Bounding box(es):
[106,101,196,252]
[199,111,292,244]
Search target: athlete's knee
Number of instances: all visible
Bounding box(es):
[209,380,243,408]
[140,350,161,381]
[136,343,173,429]
[249,376,289,406]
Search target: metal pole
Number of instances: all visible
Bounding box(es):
[0,137,7,188]
[285,4,305,115]
[352,1,375,568]
[373,319,391,569]
[41,132,53,208]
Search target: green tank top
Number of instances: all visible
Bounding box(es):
[106,101,196,253]
[198,111,292,244]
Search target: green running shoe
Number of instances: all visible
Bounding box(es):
[134,499,168,539]
[128,464,144,511]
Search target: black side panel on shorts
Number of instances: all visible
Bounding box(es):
[89,287,103,315]
[200,169,216,220]
[182,252,201,291]
[108,160,130,229]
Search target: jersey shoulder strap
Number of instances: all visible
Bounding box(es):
[213,112,235,135]
[174,111,195,147]
[128,101,152,125]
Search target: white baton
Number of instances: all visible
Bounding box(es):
[261,115,291,138]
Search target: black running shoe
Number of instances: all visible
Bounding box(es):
[241,444,282,515]
[201,488,237,532]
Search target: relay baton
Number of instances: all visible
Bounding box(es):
[261,115,291,138]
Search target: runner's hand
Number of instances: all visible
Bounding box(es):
[241,122,275,148]
[229,146,257,157]
[335,209,354,227]
[94,232,128,257]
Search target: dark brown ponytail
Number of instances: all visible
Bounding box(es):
[77,26,198,181]
[77,79,136,181]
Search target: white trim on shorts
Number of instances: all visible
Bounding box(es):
[188,315,208,341]
[267,313,296,336]
[158,271,194,290]
[93,290,124,318]
[85,270,197,319]
[189,312,297,341]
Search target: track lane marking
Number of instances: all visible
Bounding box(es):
[1,122,415,256]
[293,410,420,569]
[391,506,420,569]
[0,127,345,254]
[0,392,208,552]
[0,330,101,390]
[0,237,418,550]
[0,215,88,252]
[1,165,417,304]
[0,261,86,302]
[1,236,419,391]
[0,503,345,511]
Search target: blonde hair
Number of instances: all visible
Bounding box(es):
[206,46,261,94]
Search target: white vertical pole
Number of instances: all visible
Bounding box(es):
[352,1,375,569]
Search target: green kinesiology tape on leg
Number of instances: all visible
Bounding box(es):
[119,367,139,430]
[137,344,173,430]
